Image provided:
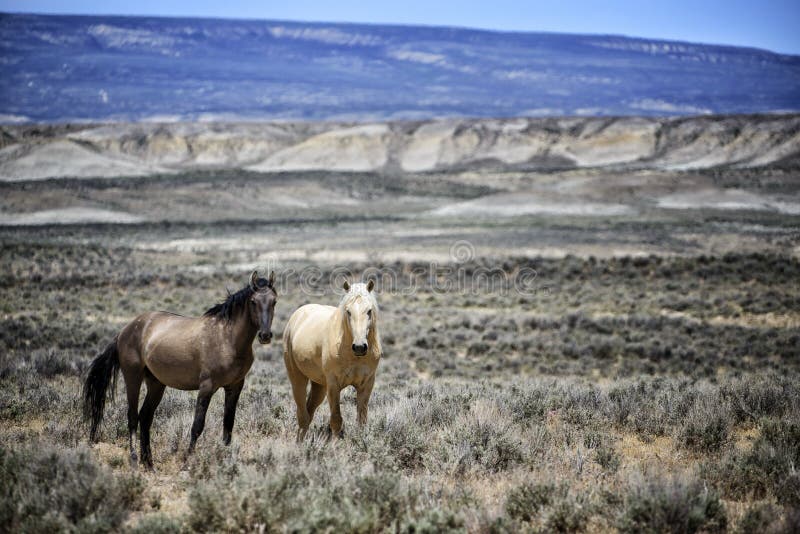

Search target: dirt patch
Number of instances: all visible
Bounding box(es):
[0,207,145,225]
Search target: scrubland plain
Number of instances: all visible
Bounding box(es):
[2,120,800,532]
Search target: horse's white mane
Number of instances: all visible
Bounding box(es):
[338,283,379,312]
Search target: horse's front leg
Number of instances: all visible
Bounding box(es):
[356,375,375,426]
[188,377,216,455]
[222,379,244,445]
[326,382,344,439]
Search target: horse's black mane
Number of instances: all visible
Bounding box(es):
[204,277,273,322]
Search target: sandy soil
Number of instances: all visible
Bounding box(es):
[0,207,146,225]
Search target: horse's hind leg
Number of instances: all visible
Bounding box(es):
[121,366,143,467]
[291,374,311,441]
[223,379,244,445]
[284,355,310,441]
[139,372,166,470]
[306,382,326,425]
[283,345,313,441]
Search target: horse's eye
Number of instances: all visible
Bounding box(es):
[367,309,372,317]
[346,310,351,316]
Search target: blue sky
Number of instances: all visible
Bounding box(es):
[2,0,799,54]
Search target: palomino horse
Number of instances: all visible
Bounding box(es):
[283,280,382,440]
[83,271,277,468]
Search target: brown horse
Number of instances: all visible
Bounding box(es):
[83,271,277,468]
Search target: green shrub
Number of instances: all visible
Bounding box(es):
[187,469,307,532]
[677,396,732,453]
[0,444,144,533]
[505,482,554,522]
[32,349,78,378]
[777,507,800,534]
[583,430,602,449]
[618,473,727,533]
[186,440,240,480]
[710,417,800,504]
[505,482,590,533]
[721,374,796,423]
[353,473,410,527]
[434,403,523,475]
[775,473,800,507]
[545,493,590,533]
[736,502,780,534]
[398,507,464,533]
[511,387,550,424]
[127,513,183,534]
[373,411,428,471]
[606,378,695,440]
[186,464,451,533]
[595,445,621,473]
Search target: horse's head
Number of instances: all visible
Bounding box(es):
[248,270,278,344]
[340,279,377,357]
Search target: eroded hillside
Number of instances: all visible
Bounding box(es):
[2,114,799,181]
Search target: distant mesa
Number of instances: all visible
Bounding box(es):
[0,13,798,123]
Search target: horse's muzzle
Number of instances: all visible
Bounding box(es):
[352,343,368,356]
[258,331,272,344]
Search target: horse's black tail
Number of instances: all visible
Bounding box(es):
[83,338,120,442]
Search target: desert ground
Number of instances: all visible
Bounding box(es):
[2,116,800,532]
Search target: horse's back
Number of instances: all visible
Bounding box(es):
[118,311,171,356]
[138,311,204,348]
[121,311,207,390]
[286,304,335,338]
[284,304,335,383]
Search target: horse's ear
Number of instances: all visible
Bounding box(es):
[343,280,350,292]
[366,279,375,292]
[268,270,275,287]
[250,271,259,291]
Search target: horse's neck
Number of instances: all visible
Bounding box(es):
[229,312,257,353]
